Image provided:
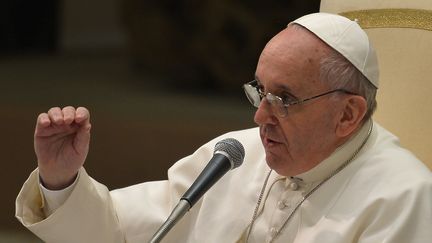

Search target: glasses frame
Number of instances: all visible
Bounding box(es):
[243,79,357,117]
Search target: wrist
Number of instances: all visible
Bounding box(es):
[39,171,79,190]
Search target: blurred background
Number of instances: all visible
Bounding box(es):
[0,0,319,241]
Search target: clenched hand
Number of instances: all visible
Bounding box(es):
[34,106,91,190]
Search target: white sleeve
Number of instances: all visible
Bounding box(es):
[39,173,79,216]
[16,167,125,243]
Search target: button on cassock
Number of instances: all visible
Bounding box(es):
[277,200,288,210]
[269,227,279,237]
[289,182,299,191]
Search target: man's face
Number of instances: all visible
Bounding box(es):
[254,26,343,176]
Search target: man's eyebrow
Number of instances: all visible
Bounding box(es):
[255,76,297,97]
[274,83,295,94]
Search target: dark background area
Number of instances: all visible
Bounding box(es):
[0,0,319,241]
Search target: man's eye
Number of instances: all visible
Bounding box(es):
[281,93,298,104]
[257,85,264,93]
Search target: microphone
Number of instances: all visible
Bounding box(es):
[149,138,245,243]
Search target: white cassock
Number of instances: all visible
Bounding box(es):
[16,120,432,243]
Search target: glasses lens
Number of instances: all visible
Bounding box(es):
[243,84,261,108]
[266,93,288,117]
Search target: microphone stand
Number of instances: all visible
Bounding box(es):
[148,200,191,243]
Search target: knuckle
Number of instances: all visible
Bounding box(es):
[48,107,61,114]
[77,107,90,118]
[77,106,89,113]
[62,106,75,111]
[37,113,48,122]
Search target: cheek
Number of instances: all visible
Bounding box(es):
[279,111,336,152]
[278,121,307,155]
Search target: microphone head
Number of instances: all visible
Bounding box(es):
[214,138,245,169]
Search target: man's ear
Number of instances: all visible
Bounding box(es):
[336,96,367,137]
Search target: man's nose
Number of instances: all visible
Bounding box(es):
[254,99,278,125]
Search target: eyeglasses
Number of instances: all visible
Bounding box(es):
[243,80,357,118]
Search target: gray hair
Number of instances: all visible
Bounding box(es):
[290,23,377,121]
[319,49,378,122]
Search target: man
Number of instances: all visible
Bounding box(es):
[16,13,432,243]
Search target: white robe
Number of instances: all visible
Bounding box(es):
[16,121,432,243]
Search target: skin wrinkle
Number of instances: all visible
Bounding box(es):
[253,25,358,177]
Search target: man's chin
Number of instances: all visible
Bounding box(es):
[265,153,284,172]
[265,153,298,176]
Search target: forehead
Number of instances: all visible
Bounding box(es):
[255,26,331,93]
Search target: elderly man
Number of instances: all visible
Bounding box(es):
[16,13,432,243]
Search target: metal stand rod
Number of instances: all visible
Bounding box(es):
[148,199,191,243]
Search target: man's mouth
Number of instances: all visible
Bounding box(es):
[262,133,284,147]
[260,125,285,148]
[266,137,281,145]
